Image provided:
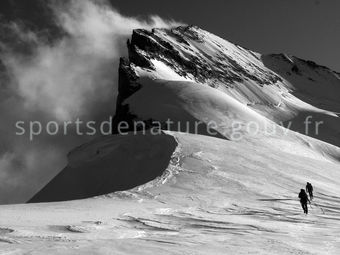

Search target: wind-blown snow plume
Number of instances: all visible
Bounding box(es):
[0,0,180,204]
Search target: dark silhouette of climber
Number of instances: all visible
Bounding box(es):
[298,189,310,214]
[306,182,314,200]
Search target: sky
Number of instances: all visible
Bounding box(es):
[110,0,340,71]
[0,0,339,69]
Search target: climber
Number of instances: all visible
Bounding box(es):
[298,189,310,214]
[306,182,314,200]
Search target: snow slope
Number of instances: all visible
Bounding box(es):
[1,132,340,254]
[1,25,340,254]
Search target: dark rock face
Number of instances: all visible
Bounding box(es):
[112,26,286,134]
[125,26,283,86]
[292,65,300,74]
[112,57,165,134]
[112,58,140,134]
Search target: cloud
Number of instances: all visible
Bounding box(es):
[0,0,181,204]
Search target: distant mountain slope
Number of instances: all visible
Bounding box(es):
[262,53,340,113]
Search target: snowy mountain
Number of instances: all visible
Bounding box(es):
[113,26,340,146]
[3,26,340,254]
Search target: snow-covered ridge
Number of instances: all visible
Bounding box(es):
[28,132,178,203]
